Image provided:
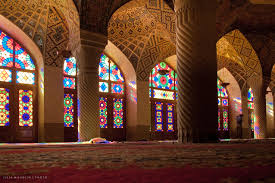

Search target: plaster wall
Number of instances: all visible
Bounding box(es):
[44,66,64,142]
[136,80,151,140]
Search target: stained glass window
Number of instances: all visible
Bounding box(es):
[149,62,177,135]
[14,42,35,70]
[223,109,228,131]
[113,98,123,128]
[64,94,74,127]
[248,88,254,109]
[248,88,255,136]
[167,103,174,132]
[218,109,221,131]
[0,29,37,140]
[153,89,174,100]
[63,77,75,89]
[63,57,76,76]
[19,90,33,127]
[251,112,255,131]
[16,71,35,85]
[0,31,13,68]
[0,88,10,126]
[248,88,254,102]
[150,62,174,90]
[99,97,107,128]
[99,54,109,81]
[155,102,163,131]
[63,57,77,129]
[217,78,229,133]
[111,83,124,94]
[99,82,109,93]
[0,69,12,82]
[110,61,124,82]
[98,54,125,129]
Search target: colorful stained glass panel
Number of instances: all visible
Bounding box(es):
[19,90,33,126]
[251,112,255,131]
[14,42,35,70]
[63,57,76,76]
[217,79,228,98]
[63,77,75,89]
[0,88,10,126]
[64,94,74,127]
[16,71,35,85]
[99,54,109,80]
[99,82,109,93]
[218,98,221,106]
[151,62,174,90]
[111,83,124,94]
[248,102,254,109]
[218,109,220,131]
[155,102,163,131]
[248,88,254,102]
[110,61,124,82]
[223,109,228,131]
[174,73,178,91]
[153,89,174,100]
[222,99,228,106]
[167,103,174,132]
[0,69,12,82]
[99,97,107,128]
[113,98,123,128]
[0,31,13,68]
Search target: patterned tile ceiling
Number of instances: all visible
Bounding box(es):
[0,0,80,67]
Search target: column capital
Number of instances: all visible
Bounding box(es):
[80,29,107,50]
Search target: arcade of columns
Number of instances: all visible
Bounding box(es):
[77,0,270,142]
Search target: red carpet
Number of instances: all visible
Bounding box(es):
[1,142,275,183]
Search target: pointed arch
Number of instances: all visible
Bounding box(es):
[223,30,262,87]
[218,67,242,138]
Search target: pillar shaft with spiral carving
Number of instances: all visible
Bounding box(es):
[78,30,107,141]
[253,86,267,139]
[175,0,218,143]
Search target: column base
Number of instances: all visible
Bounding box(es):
[193,130,219,143]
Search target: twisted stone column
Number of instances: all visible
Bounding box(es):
[175,0,217,143]
[253,86,267,139]
[78,30,107,141]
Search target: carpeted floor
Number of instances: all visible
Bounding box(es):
[0,141,275,183]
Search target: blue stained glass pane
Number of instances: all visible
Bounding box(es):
[0,31,13,68]
[99,54,109,80]
[99,82,109,93]
[63,77,75,89]
[64,57,76,76]
[111,83,124,94]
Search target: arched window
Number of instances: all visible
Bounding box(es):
[217,78,229,139]
[0,30,36,142]
[149,62,177,140]
[63,57,78,141]
[248,88,255,138]
[98,54,125,141]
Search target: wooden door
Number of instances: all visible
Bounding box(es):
[100,96,126,141]
[151,101,177,140]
